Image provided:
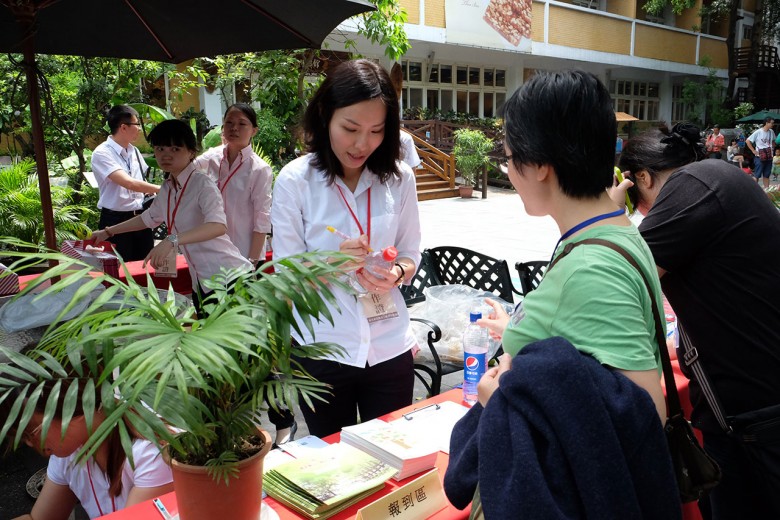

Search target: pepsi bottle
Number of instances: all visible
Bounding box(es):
[463,311,489,405]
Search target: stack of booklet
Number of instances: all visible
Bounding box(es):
[340,418,439,480]
[263,442,397,519]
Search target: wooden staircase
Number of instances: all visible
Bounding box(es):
[404,129,459,201]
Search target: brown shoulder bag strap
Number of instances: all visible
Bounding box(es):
[548,237,682,418]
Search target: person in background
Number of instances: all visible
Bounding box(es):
[91,120,250,316]
[445,70,678,519]
[772,147,780,181]
[271,59,421,438]
[705,124,725,160]
[616,123,780,519]
[746,116,775,188]
[92,105,160,261]
[194,104,296,446]
[194,104,273,268]
[726,138,744,169]
[3,383,173,520]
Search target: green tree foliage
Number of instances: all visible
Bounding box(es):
[680,57,732,127]
[167,0,409,165]
[0,159,92,251]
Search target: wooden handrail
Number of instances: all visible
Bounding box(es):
[403,129,456,189]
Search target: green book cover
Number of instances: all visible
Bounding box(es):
[264,442,396,517]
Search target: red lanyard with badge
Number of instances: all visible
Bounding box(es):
[217,150,244,193]
[87,462,116,516]
[157,170,194,278]
[336,183,398,323]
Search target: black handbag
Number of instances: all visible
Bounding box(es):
[549,238,721,502]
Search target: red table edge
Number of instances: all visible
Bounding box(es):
[101,390,470,520]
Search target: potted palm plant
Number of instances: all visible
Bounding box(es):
[452,128,494,198]
[0,240,349,520]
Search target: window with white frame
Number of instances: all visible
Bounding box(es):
[400,60,507,117]
[609,80,660,121]
[671,84,689,123]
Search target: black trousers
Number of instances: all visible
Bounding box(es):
[98,208,153,262]
[294,349,415,438]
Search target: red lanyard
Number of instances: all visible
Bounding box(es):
[336,185,371,246]
[217,149,244,193]
[167,168,195,233]
[87,461,116,516]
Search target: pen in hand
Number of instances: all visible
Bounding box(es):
[326,226,373,252]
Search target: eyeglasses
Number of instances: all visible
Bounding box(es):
[498,154,514,169]
[123,122,142,127]
[21,422,43,445]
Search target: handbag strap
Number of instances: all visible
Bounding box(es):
[678,323,732,432]
[548,238,683,417]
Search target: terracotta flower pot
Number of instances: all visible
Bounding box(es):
[165,430,272,520]
[459,185,474,198]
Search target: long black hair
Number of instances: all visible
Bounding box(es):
[303,59,400,184]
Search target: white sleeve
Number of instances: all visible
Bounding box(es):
[131,440,173,488]
[271,167,307,258]
[46,454,71,486]
[91,147,123,185]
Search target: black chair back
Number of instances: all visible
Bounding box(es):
[515,260,548,295]
[428,246,516,303]
[400,250,441,306]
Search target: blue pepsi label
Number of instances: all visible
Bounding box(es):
[464,352,487,384]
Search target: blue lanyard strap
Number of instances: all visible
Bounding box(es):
[548,208,625,266]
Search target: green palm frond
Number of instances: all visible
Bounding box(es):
[0,240,353,479]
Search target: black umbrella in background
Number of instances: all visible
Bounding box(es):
[0,0,374,252]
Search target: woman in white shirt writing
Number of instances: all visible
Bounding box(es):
[271,59,422,437]
[92,120,250,316]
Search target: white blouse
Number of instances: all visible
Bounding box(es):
[271,154,422,368]
[141,165,250,291]
[194,144,273,258]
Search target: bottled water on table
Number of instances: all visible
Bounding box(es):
[463,311,489,405]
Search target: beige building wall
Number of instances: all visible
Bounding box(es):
[399,0,420,25]
[169,61,200,116]
[700,38,729,69]
[531,1,545,42]
[674,0,701,32]
[425,0,445,28]
[606,1,636,18]
[548,6,632,55]
[635,25,697,64]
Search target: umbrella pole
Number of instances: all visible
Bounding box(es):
[22,32,58,264]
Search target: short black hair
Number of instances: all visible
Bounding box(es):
[303,59,400,184]
[765,116,775,125]
[107,105,139,135]
[225,103,257,128]
[147,119,198,153]
[501,70,616,198]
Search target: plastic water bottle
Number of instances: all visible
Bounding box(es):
[463,311,489,405]
[353,246,397,292]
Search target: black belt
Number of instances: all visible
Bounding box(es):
[101,207,144,217]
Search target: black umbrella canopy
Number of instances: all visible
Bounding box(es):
[0,0,374,62]
[0,0,374,253]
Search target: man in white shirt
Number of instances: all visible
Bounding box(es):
[92,105,160,261]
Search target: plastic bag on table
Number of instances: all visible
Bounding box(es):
[409,284,513,364]
[0,278,104,333]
